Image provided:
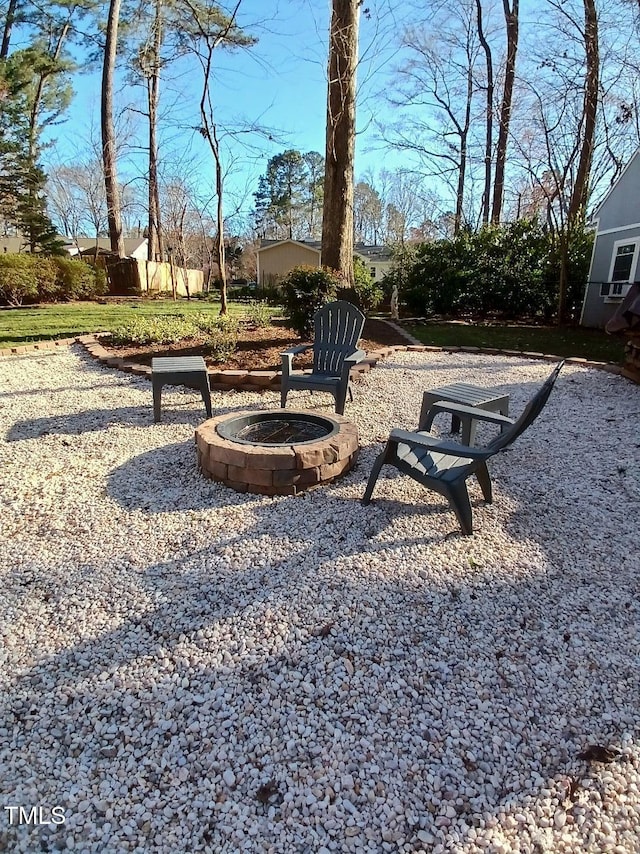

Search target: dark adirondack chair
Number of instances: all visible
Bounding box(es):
[362,362,564,535]
[281,300,366,415]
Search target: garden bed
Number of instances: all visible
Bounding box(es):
[104,318,407,372]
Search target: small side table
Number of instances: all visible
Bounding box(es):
[151,356,212,423]
[420,382,510,446]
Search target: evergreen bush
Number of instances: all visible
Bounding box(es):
[0,254,108,305]
[107,312,239,363]
[281,265,342,337]
[0,255,39,305]
[52,258,108,301]
[337,256,383,313]
[401,220,593,322]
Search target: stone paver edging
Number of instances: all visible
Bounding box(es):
[196,409,359,495]
[0,328,624,383]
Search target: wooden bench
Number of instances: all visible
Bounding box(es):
[151,356,212,423]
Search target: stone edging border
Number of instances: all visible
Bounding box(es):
[0,328,626,384]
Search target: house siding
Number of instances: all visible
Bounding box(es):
[258,243,320,287]
[582,227,640,327]
[595,152,640,231]
[581,151,640,328]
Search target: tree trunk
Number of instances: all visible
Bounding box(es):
[568,0,599,224]
[147,0,163,262]
[475,0,493,227]
[559,0,598,323]
[1,0,18,59]
[491,0,519,225]
[321,0,359,284]
[454,61,474,235]
[213,124,228,315]
[101,0,125,258]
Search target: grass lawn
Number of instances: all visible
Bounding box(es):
[0,299,626,364]
[406,320,625,364]
[0,299,249,348]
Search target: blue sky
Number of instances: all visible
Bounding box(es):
[47,0,407,225]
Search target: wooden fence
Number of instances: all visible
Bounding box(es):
[103,257,205,297]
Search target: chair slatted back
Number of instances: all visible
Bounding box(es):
[486,361,564,453]
[312,301,365,376]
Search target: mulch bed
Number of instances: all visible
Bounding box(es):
[105,318,407,372]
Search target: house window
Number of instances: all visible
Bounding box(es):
[612,244,635,281]
[605,240,639,297]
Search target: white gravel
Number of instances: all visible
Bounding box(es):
[1,345,639,854]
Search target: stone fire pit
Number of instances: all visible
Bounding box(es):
[195,409,359,495]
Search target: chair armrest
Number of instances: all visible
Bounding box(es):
[281,344,312,357]
[388,428,493,460]
[421,400,514,430]
[343,349,366,368]
[281,344,312,377]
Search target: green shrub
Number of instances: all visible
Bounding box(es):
[337,256,383,313]
[206,317,239,362]
[108,314,194,346]
[0,255,39,305]
[106,311,239,363]
[281,265,342,337]
[33,257,59,302]
[0,254,109,306]
[402,220,593,322]
[243,299,273,328]
[52,257,108,301]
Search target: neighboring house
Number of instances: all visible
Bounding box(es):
[1,236,29,254]
[1,234,150,260]
[256,239,393,288]
[581,149,640,328]
[1,234,67,254]
[67,237,149,260]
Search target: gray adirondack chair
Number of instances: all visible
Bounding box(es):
[281,300,366,415]
[362,361,564,535]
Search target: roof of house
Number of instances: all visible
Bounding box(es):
[591,148,640,222]
[258,238,321,253]
[67,237,148,256]
[258,238,392,262]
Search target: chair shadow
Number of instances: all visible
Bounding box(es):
[5,394,281,442]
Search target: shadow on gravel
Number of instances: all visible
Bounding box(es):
[6,406,201,440]
[2,476,637,852]
[2,362,637,852]
[5,396,277,442]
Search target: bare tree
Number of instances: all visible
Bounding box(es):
[491,0,519,223]
[102,0,125,257]
[47,161,108,245]
[384,3,481,234]
[178,0,254,314]
[134,0,165,261]
[475,0,494,226]
[321,0,360,283]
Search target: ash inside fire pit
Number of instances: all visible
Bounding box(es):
[217,412,339,446]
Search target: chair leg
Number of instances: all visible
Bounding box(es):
[281,384,288,409]
[152,380,162,423]
[475,462,492,503]
[199,377,212,419]
[348,383,354,402]
[335,385,348,415]
[362,445,390,505]
[446,480,474,535]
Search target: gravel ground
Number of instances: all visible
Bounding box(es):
[1,346,639,854]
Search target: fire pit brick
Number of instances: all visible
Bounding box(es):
[196,409,359,495]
